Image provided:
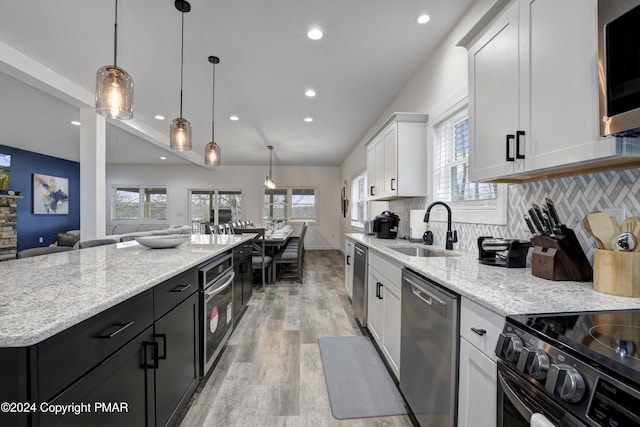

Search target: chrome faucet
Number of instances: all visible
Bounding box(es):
[423,201,458,250]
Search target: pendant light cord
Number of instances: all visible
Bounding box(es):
[179,10,185,119]
[113,0,118,67]
[211,60,216,139]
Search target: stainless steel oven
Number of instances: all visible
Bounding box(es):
[496,310,640,426]
[199,253,234,376]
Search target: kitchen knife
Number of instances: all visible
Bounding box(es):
[541,206,558,232]
[542,213,556,237]
[528,208,545,234]
[545,197,563,227]
[532,204,546,228]
[524,215,537,234]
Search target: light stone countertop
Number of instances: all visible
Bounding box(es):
[0,234,253,347]
[346,233,640,317]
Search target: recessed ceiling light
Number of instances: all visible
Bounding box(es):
[154,115,165,120]
[304,117,314,123]
[160,156,167,160]
[417,14,431,24]
[307,28,323,40]
[305,89,316,97]
[229,115,239,121]
[70,121,81,126]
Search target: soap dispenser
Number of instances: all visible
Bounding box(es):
[423,224,434,245]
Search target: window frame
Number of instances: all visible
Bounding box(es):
[429,87,507,225]
[188,188,243,231]
[262,187,318,223]
[350,170,368,229]
[110,185,168,223]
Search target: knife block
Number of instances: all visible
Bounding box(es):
[530,226,592,281]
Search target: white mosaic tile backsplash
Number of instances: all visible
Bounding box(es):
[388,168,640,263]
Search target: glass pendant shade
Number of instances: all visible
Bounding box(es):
[264,145,276,189]
[95,66,133,120]
[170,117,192,150]
[264,177,276,189]
[205,141,221,165]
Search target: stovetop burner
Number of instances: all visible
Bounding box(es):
[589,324,640,360]
[508,309,640,385]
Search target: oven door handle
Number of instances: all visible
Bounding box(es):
[205,271,235,300]
[498,371,534,422]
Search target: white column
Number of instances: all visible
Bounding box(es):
[79,109,106,240]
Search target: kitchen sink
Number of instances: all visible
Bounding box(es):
[389,246,458,257]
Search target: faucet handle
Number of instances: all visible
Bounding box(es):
[452,230,458,243]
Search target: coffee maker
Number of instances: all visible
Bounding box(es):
[373,211,400,239]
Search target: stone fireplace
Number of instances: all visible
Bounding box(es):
[0,195,20,261]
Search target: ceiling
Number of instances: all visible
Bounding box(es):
[0,0,474,167]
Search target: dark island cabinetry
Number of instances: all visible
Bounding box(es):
[0,260,206,427]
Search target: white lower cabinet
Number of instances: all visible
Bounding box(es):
[458,338,497,427]
[457,297,503,427]
[367,251,402,378]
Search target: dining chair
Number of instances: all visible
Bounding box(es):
[233,227,272,287]
[271,223,307,283]
[17,246,75,258]
[78,239,118,249]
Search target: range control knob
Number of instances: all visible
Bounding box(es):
[516,348,550,379]
[545,364,585,403]
[495,333,523,361]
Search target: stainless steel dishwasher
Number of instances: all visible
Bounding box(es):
[351,242,368,327]
[400,268,459,427]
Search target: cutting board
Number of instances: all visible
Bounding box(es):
[410,210,427,239]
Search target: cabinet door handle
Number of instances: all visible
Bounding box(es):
[516,130,525,159]
[97,321,134,338]
[375,282,382,299]
[370,186,375,196]
[390,178,396,191]
[506,134,515,162]
[154,333,167,360]
[471,327,487,336]
[170,283,192,293]
[346,255,351,266]
[142,341,159,369]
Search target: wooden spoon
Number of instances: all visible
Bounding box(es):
[583,214,604,249]
[586,212,619,250]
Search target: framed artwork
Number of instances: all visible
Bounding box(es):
[33,173,69,215]
[0,154,10,191]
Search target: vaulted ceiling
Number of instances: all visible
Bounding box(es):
[0,0,474,167]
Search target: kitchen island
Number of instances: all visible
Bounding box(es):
[0,233,253,427]
[346,233,640,315]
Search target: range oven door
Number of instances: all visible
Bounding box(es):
[201,268,235,376]
[497,361,583,427]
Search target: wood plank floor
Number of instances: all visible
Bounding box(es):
[179,250,414,427]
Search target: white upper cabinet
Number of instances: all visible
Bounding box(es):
[366,113,428,200]
[462,0,640,183]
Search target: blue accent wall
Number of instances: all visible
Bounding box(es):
[0,145,80,251]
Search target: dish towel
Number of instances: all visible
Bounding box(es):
[530,413,555,427]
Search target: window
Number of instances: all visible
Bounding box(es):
[189,189,242,232]
[431,90,507,225]
[111,186,167,221]
[263,188,316,222]
[350,171,368,228]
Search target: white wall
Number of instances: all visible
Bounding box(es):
[106,164,341,250]
[338,0,493,250]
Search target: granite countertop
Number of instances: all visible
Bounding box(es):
[0,234,252,347]
[346,233,640,317]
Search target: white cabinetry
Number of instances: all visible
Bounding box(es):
[366,113,428,200]
[463,0,640,183]
[457,297,503,427]
[344,238,355,298]
[367,251,402,378]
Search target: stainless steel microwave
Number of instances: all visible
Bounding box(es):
[599,0,640,136]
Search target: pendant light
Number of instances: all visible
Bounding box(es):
[204,56,221,165]
[95,0,134,120]
[264,146,276,189]
[170,0,192,151]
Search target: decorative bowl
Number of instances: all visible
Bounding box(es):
[135,234,190,249]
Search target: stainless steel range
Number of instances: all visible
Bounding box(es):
[496,310,640,426]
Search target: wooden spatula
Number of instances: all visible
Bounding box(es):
[586,212,619,250]
[583,214,604,249]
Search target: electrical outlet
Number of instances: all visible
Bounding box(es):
[38,237,43,244]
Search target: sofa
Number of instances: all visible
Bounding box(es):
[54,225,192,248]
